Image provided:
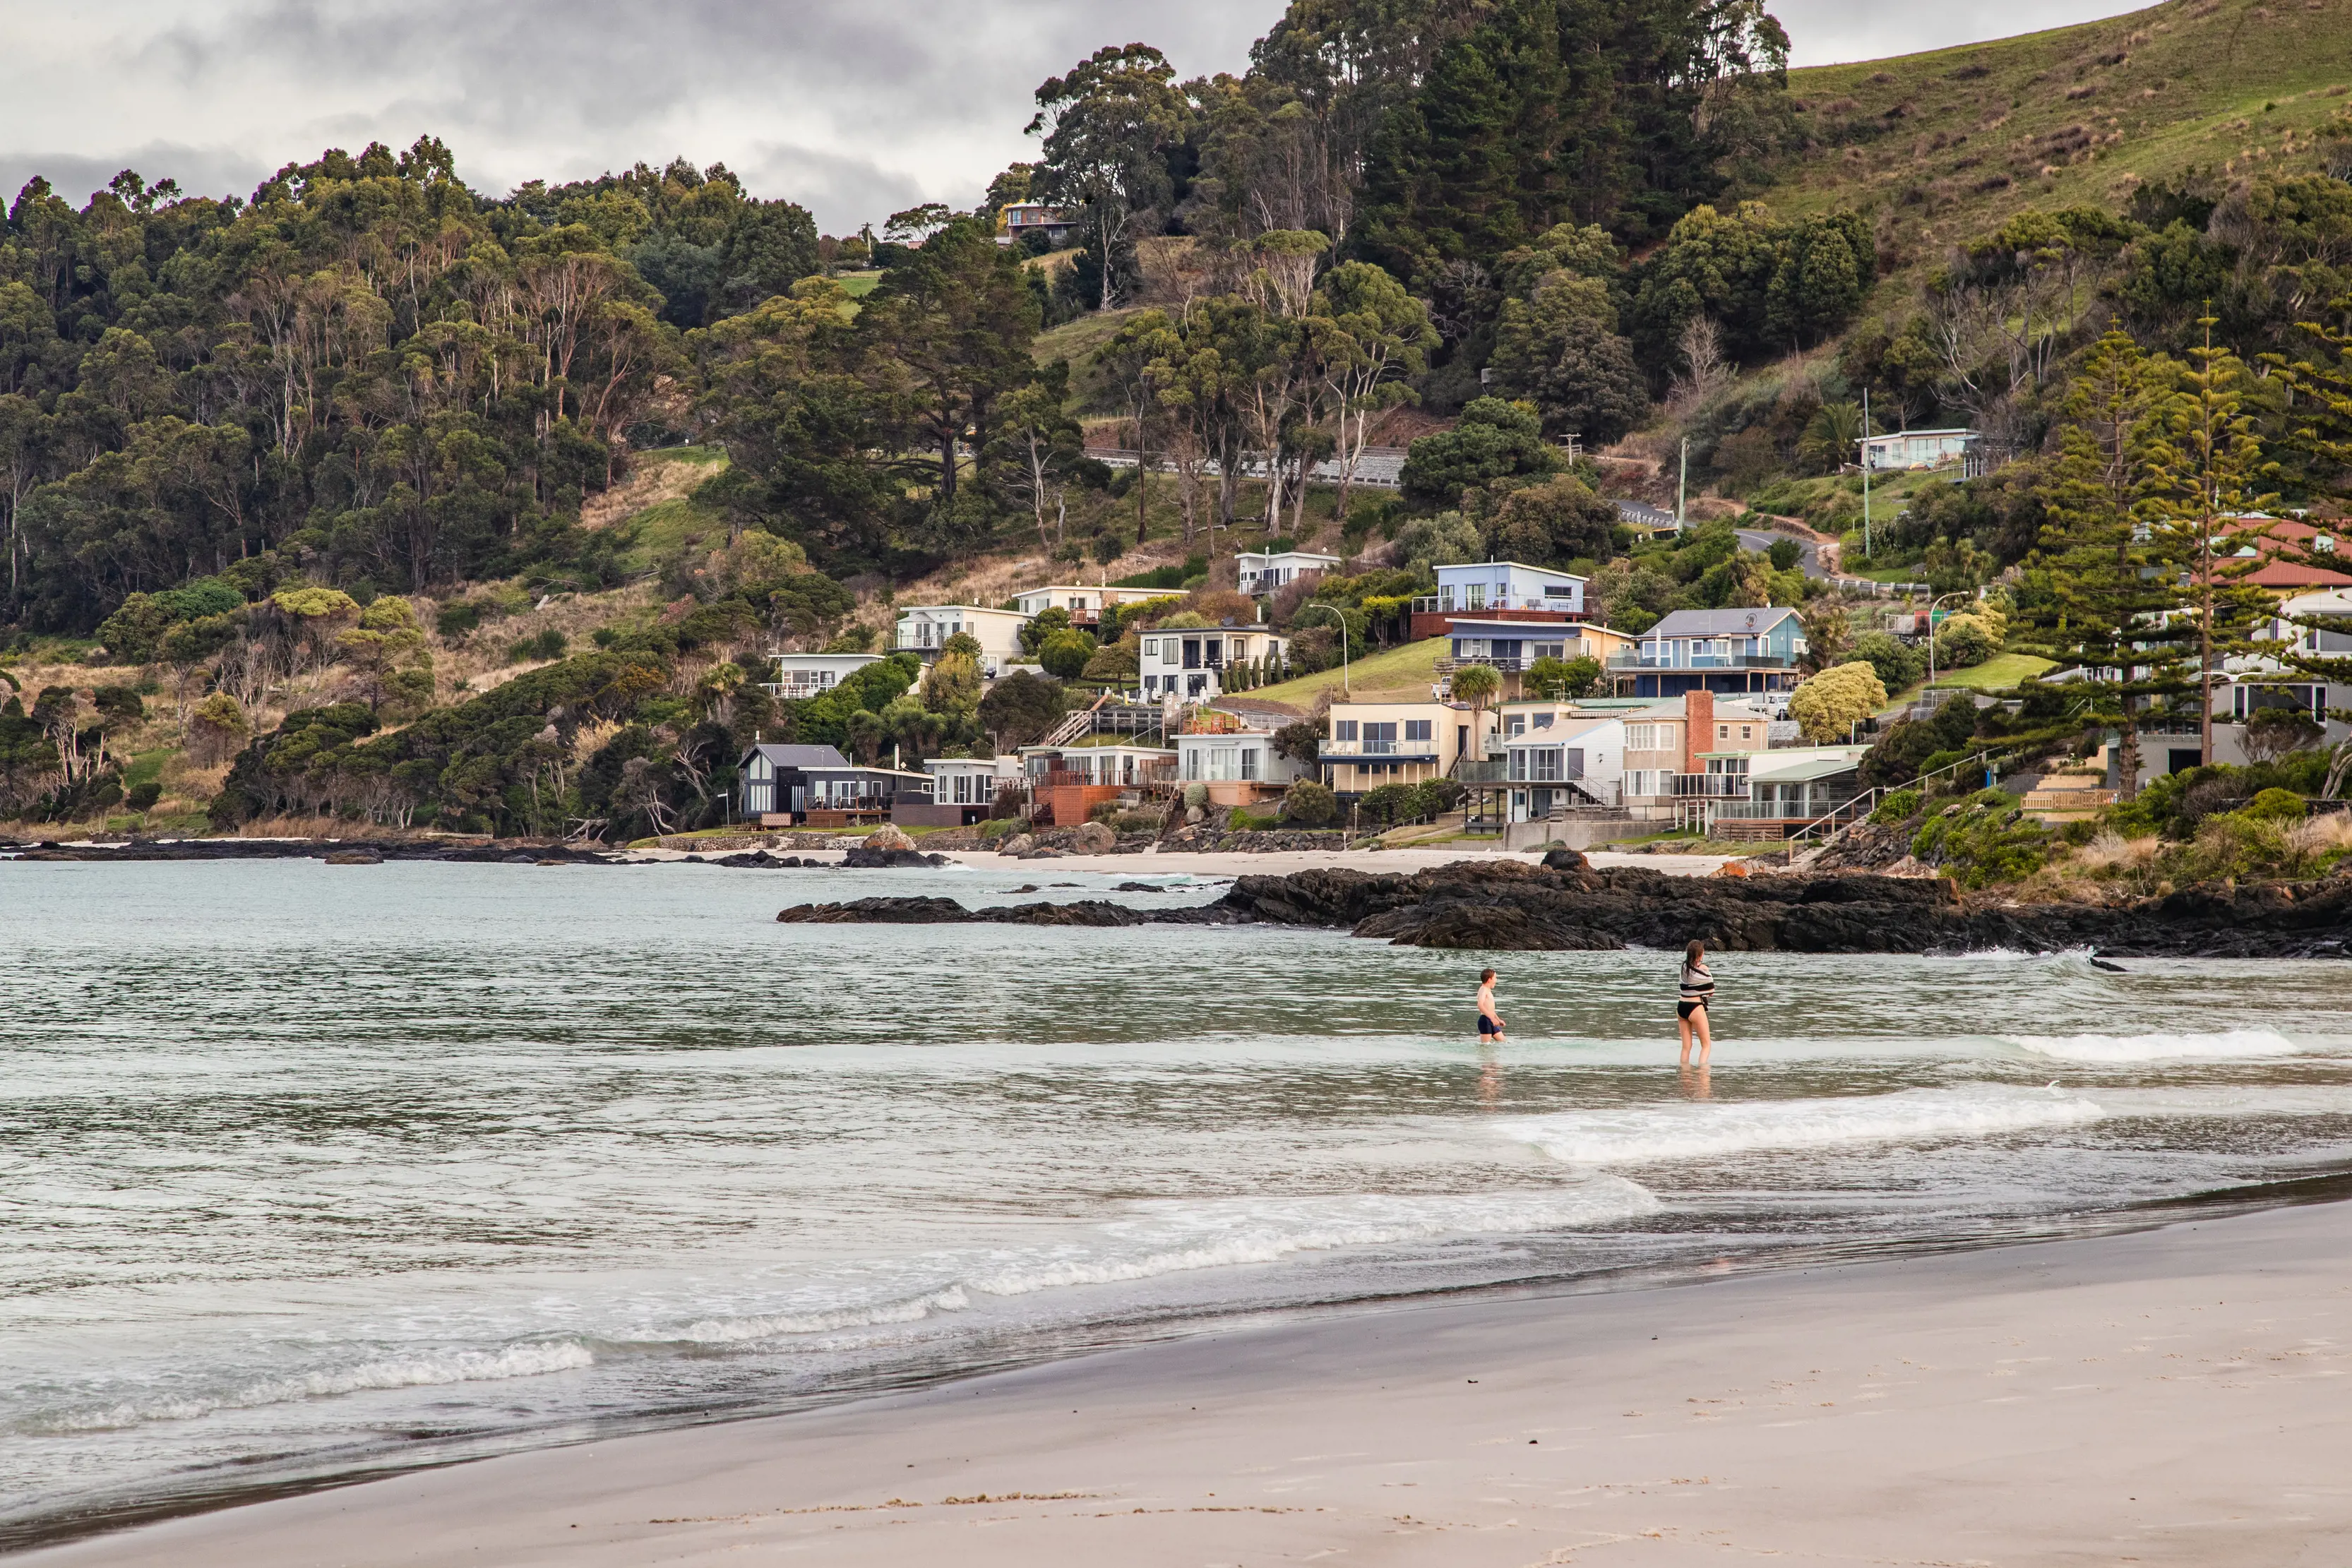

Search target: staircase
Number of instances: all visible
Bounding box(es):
[2022,770,2115,823]
[1038,693,1111,748]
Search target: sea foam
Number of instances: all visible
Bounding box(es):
[1497,1085,2104,1166]
[669,1184,1659,1345]
[37,1339,595,1432]
[2005,1029,2307,1063]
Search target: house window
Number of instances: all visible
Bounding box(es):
[1241,748,1260,780]
[1467,584,1487,610]
[1183,639,1202,670]
[1532,748,1561,782]
[1741,726,1753,740]
[1142,638,1159,659]
[1625,723,1661,751]
[1509,749,1527,782]
[1505,716,1525,737]
[1532,714,1553,730]
[1335,721,1358,741]
[751,755,772,780]
[1207,748,1238,781]
[1534,642,1565,659]
[1365,722,1398,753]
[1404,719,1432,741]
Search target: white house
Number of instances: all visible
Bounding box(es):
[1174,711,1306,805]
[1010,584,1175,627]
[921,754,1024,820]
[1140,626,1289,700]
[1497,708,1627,818]
[1237,549,1342,594]
[763,652,884,698]
[1859,429,1980,472]
[891,605,1029,678]
[1431,561,1587,616]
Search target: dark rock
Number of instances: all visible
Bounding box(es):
[778,897,973,924]
[1539,848,1591,873]
[841,847,948,868]
[1114,881,1162,892]
[324,851,383,866]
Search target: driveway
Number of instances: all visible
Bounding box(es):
[1736,526,1827,579]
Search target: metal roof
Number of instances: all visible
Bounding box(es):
[1745,750,1867,783]
[741,743,851,770]
[1643,606,1802,639]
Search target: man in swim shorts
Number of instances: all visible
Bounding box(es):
[1476,968,1504,1043]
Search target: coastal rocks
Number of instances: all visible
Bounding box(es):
[862,825,917,853]
[842,846,950,868]
[997,833,1035,855]
[323,850,383,866]
[777,897,1154,927]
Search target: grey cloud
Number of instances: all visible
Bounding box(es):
[8,1,2161,232]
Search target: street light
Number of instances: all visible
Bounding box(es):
[1299,603,1351,696]
[1923,590,1974,692]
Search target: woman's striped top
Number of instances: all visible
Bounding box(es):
[1678,960,1714,1003]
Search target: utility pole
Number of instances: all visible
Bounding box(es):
[1676,438,1688,531]
[1860,388,1872,563]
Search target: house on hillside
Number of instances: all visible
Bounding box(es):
[2218,516,2352,596]
[1441,619,1639,693]
[763,652,884,698]
[1138,625,1289,700]
[1010,584,1176,628]
[739,743,929,827]
[1859,429,1982,472]
[892,605,1029,678]
[997,202,1076,246]
[1319,699,1496,801]
[1407,561,1591,638]
[1612,606,1807,698]
[1707,746,1873,839]
[1237,549,1342,594]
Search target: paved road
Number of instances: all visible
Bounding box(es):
[1736,527,1827,580]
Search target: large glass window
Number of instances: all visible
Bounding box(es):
[1241,748,1259,780]
[1404,719,1432,741]
[1532,748,1561,782]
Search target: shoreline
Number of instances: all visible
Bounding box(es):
[20,1193,2352,1567]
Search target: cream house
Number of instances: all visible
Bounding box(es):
[891,605,1029,678]
[1318,699,1497,798]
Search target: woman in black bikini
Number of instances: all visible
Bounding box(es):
[1677,940,1714,1067]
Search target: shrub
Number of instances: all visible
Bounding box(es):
[1853,630,1926,693]
[1930,614,1996,669]
[1869,786,1923,825]
[508,628,567,663]
[1110,810,1165,834]
[1087,799,1123,823]
[1359,780,1424,827]
[1037,628,1096,680]
[2243,786,2308,822]
[125,780,163,812]
[1909,789,2049,889]
[1279,778,1338,826]
[1788,661,1888,743]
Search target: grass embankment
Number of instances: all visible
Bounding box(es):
[1932,652,2055,690]
[1767,0,2352,277]
[1250,638,1446,708]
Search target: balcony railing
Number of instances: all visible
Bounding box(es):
[1414,594,1587,615]
[1607,651,1797,671]
[1320,739,1437,759]
[1712,793,1863,820]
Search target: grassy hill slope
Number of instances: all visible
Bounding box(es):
[1765,0,2351,272]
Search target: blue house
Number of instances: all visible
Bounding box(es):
[1613,607,1808,698]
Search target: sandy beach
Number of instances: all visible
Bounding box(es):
[30,1195,2352,1567]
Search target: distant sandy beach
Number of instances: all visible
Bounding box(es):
[31,1196,2352,1567]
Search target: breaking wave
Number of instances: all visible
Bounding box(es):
[1496,1086,2105,1166]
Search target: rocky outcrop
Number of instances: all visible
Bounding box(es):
[772,857,2352,958]
[777,897,1157,927]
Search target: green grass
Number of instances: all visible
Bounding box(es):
[835,272,884,298]
[643,445,728,467]
[1251,638,1446,707]
[621,491,731,569]
[1767,0,2352,285]
[122,749,171,789]
[1930,652,2056,690]
[1034,306,1147,373]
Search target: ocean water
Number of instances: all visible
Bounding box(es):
[4,857,2351,1542]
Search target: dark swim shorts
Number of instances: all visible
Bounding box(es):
[1477,1015,1501,1036]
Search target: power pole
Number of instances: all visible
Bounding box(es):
[1676,438,1688,531]
[1860,388,1872,563]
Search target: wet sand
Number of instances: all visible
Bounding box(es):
[28,1197,2352,1567]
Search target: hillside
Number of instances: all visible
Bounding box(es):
[1766,0,2349,273]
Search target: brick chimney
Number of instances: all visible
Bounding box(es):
[1683,689,1714,775]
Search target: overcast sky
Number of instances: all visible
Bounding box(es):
[1,0,2156,235]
